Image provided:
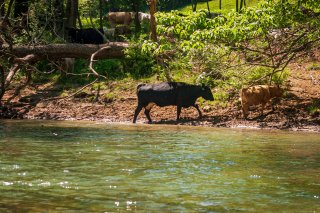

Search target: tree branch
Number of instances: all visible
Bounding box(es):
[43,78,99,101]
[4,64,20,89]
[0,65,5,101]
[89,46,110,79]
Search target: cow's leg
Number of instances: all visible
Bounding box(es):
[177,106,182,120]
[133,105,143,123]
[242,104,249,119]
[193,104,202,118]
[145,102,154,123]
[260,102,266,116]
[144,109,152,123]
[270,100,275,111]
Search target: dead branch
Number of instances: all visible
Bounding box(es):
[4,54,39,89]
[14,54,38,63]
[0,65,5,101]
[6,68,32,103]
[43,78,99,101]
[4,64,20,89]
[89,46,111,79]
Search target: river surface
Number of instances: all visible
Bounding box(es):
[0,120,319,212]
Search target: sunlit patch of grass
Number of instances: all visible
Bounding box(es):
[307,99,320,116]
[179,0,260,13]
[101,92,116,103]
[307,62,320,71]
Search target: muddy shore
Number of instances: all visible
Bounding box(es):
[1,63,319,132]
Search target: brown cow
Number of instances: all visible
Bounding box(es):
[107,12,133,28]
[240,85,283,119]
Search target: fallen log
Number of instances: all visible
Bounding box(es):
[11,42,129,62]
[0,42,129,102]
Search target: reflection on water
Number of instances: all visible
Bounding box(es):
[0,120,319,212]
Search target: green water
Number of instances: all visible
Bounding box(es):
[0,120,319,212]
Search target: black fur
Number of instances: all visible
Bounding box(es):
[133,82,214,123]
[67,28,104,44]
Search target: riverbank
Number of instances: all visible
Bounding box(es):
[1,62,319,132]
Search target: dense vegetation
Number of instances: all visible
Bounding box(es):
[0,0,319,106]
[128,0,320,103]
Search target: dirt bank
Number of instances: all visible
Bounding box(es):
[1,62,319,132]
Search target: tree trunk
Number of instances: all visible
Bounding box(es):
[13,0,28,30]
[236,0,239,12]
[150,0,157,42]
[192,0,198,12]
[52,0,65,37]
[240,0,244,11]
[132,0,141,33]
[11,43,129,61]
[65,0,78,29]
[14,0,28,18]
[0,0,5,17]
[99,0,103,29]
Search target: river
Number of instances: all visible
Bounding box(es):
[0,120,319,212]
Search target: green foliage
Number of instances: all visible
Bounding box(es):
[149,0,319,95]
[307,63,320,71]
[307,99,320,116]
[179,0,260,12]
[124,35,157,78]
[102,92,116,102]
[12,1,66,45]
[6,0,320,107]
[93,59,126,79]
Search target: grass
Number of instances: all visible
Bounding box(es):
[307,62,320,71]
[308,99,320,116]
[179,0,261,13]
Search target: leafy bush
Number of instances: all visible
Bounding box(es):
[146,0,319,99]
[124,35,157,78]
[307,99,320,116]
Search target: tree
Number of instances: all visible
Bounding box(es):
[149,0,157,41]
[0,0,5,17]
[131,0,141,32]
[0,0,130,103]
[52,0,65,37]
[14,0,28,18]
[191,0,198,12]
[65,0,79,29]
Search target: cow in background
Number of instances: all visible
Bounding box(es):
[107,12,150,27]
[67,28,105,44]
[138,12,150,23]
[240,85,283,119]
[133,82,214,123]
[107,12,133,28]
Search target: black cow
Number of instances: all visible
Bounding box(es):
[67,28,104,44]
[133,82,214,123]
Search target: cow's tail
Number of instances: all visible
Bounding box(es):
[239,88,246,103]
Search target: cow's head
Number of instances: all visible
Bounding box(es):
[270,85,283,98]
[201,86,214,101]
